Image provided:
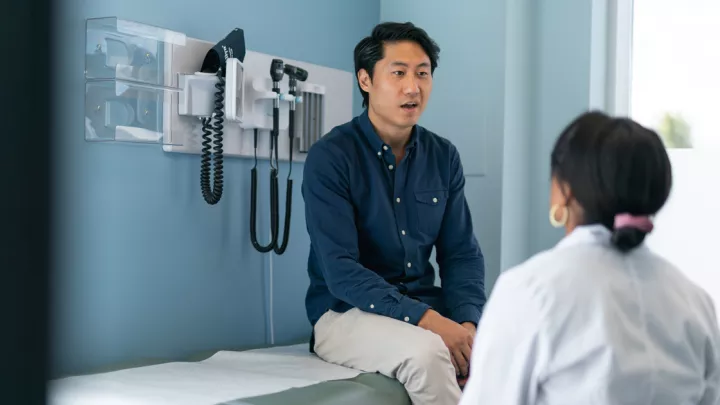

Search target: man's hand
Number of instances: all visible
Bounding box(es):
[461,322,476,338]
[418,310,474,377]
[460,322,476,381]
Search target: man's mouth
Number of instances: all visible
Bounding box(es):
[401,102,418,110]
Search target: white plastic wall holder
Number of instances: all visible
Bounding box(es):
[177,72,217,118]
[177,57,245,122]
[237,76,286,131]
[224,58,246,123]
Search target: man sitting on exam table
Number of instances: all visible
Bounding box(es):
[301,21,485,405]
[459,111,720,404]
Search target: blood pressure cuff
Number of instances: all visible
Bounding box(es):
[200,28,246,75]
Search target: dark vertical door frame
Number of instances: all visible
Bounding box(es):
[0,0,54,403]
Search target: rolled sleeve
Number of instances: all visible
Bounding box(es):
[399,296,432,325]
[450,304,483,326]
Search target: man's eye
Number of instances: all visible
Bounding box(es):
[393,71,405,76]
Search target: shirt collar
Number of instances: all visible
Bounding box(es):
[357,109,419,157]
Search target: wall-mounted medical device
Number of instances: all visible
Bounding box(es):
[83,17,353,254]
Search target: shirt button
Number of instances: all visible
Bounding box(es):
[432,197,438,203]
[370,304,374,309]
[404,317,410,322]
[401,230,406,235]
[396,197,401,203]
[388,165,394,170]
[377,151,381,156]
[407,262,412,268]
[383,145,389,151]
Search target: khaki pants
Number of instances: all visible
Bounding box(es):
[313,308,462,405]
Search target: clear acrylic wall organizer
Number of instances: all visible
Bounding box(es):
[84,17,186,145]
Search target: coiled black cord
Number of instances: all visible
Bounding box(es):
[269,103,282,253]
[274,107,294,255]
[200,69,225,205]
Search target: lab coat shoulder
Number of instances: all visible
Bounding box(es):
[482,247,563,337]
[650,251,717,318]
[492,248,556,307]
[500,240,594,281]
[648,251,720,348]
[493,243,591,307]
[644,250,720,404]
[492,242,622,340]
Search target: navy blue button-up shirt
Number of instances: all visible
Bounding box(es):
[302,109,486,330]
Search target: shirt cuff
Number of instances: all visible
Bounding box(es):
[450,304,483,326]
[398,295,431,326]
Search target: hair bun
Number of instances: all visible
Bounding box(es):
[610,227,647,252]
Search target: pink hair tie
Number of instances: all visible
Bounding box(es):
[614,213,654,233]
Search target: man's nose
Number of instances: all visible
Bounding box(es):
[403,75,420,95]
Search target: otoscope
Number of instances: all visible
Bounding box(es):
[249,59,308,255]
[273,63,308,255]
[249,59,284,252]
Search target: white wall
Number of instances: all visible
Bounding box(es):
[646,150,720,308]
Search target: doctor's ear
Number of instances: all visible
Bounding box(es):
[560,183,574,206]
[550,176,574,209]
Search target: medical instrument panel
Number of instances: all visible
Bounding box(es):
[83,17,354,254]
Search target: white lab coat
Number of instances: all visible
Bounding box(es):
[459,224,720,405]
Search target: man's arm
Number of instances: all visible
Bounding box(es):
[435,145,487,326]
[302,141,430,325]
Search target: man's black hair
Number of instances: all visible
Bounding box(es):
[353,22,440,108]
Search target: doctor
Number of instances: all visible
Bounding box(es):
[460,111,720,404]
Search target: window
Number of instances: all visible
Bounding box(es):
[630,0,719,150]
[610,0,720,308]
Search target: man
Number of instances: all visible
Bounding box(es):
[301,21,486,405]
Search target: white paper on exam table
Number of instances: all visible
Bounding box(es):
[48,344,363,405]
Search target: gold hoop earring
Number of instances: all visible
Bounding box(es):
[549,204,569,228]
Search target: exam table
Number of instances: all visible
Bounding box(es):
[48,343,411,405]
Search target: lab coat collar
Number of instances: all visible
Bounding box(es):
[555,224,613,250]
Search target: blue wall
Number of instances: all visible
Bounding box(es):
[501,0,535,271]
[529,0,601,255]
[51,0,379,377]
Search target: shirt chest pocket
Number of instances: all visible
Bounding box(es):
[414,189,448,239]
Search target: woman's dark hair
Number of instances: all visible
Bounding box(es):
[550,110,673,252]
[353,22,440,108]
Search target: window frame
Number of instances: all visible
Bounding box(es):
[604,0,635,117]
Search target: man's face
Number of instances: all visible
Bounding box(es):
[358,40,433,131]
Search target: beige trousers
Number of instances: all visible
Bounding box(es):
[313,308,462,405]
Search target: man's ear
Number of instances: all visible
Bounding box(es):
[357,69,372,93]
